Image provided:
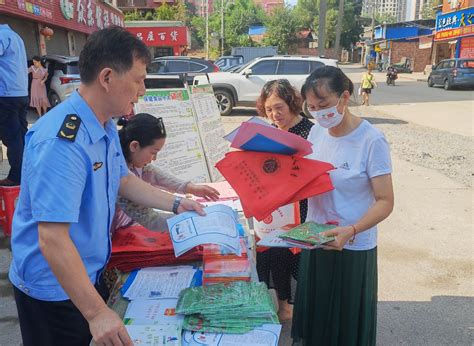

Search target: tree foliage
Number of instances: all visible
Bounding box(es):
[374,12,397,24]
[421,0,441,19]
[295,0,363,50]
[123,0,363,55]
[263,7,300,54]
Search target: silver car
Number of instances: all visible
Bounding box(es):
[43,55,81,107]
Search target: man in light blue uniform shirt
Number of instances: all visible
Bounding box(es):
[0,24,29,186]
[9,27,205,346]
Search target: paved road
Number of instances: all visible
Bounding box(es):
[227,65,474,137]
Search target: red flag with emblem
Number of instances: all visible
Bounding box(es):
[216,151,335,221]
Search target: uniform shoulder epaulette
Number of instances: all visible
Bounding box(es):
[57,114,82,142]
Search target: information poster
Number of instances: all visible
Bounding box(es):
[135,89,210,183]
[190,85,229,182]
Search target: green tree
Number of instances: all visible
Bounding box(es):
[421,0,441,19]
[295,0,363,51]
[263,6,300,54]
[294,0,319,29]
[124,9,145,21]
[153,4,176,20]
[374,12,397,24]
[191,0,265,53]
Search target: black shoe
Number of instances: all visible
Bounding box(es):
[0,178,20,186]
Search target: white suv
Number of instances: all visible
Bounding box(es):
[193,55,338,116]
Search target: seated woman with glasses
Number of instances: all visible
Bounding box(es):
[113,113,219,233]
[255,79,314,322]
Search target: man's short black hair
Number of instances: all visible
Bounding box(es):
[79,26,151,84]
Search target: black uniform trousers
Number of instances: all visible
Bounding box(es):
[13,277,109,346]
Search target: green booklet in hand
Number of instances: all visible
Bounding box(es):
[278,221,336,246]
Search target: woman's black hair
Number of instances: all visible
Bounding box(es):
[301,66,354,100]
[119,113,166,162]
[32,56,41,62]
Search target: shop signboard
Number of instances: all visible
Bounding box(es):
[0,0,123,34]
[126,26,188,47]
[435,6,474,41]
[135,84,228,183]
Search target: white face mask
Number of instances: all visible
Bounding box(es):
[309,96,344,129]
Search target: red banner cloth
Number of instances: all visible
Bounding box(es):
[216,152,335,221]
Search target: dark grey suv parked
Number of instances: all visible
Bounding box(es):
[147,56,219,84]
[428,58,474,90]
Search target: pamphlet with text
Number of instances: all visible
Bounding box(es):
[167,205,241,257]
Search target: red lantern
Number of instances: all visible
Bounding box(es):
[40,27,54,40]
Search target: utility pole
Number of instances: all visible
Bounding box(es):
[334,0,344,60]
[371,0,376,40]
[205,0,209,59]
[318,0,327,57]
[221,0,224,56]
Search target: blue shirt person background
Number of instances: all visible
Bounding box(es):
[9,26,206,346]
[0,24,29,186]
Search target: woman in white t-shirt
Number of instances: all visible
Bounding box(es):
[291,66,394,346]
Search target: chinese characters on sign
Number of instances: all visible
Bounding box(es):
[74,0,123,28]
[436,8,474,30]
[17,0,53,19]
[435,25,473,40]
[127,27,188,47]
[14,0,123,33]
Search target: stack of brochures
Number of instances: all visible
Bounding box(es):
[202,239,251,285]
[166,205,242,258]
[108,225,202,272]
[176,281,279,334]
[119,265,200,346]
[277,221,336,247]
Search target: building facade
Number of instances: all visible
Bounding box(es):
[117,0,215,17]
[253,0,284,14]
[362,0,408,22]
[433,2,474,61]
[0,0,123,58]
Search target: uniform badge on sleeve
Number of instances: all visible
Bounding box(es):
[57,114,81,142]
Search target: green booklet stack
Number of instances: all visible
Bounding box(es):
[278,221,336,247]
[176,281,279,333]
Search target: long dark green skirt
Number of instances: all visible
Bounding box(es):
[291,247,377,346]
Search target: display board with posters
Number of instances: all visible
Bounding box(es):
[134,84,229,183]
[189,85,229,182]
[135,88,211,183]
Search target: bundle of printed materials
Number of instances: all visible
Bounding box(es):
[176,281,279,333]
[108,225,202,272]
[257,221,336,249]
[202,239,251,285]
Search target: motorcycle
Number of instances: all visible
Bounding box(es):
[386,67,398,86]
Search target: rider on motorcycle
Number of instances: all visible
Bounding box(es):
[386,65,398,85]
